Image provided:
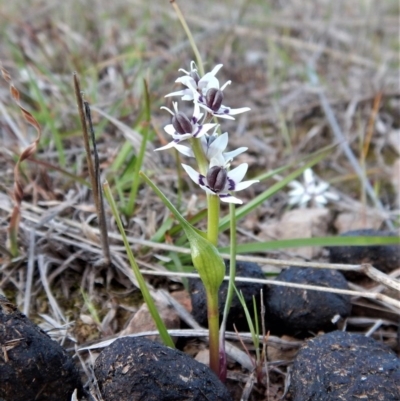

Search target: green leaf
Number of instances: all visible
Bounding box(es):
[141,171,225,292]
[103,181,175,348]
[219,235,400,254]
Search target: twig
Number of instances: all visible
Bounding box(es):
[23,229,36,316]
[73,73,110,266]
[84,101,111,266]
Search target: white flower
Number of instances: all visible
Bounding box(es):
[169,131,248,162]
[287,168,339,208]
[155,102,216,152]
[181,162,258,204]
[193,87,250,120]
[165,62,250,120]
[165,61,229,101]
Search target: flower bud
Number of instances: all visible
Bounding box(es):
[206,88,223,112]
[172,112,192,135]
[190,70,200,85]
[207,166,227,192]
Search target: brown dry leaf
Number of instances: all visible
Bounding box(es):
[120,300,180,343]
[259,208,331,259]
[194,349,210,366]
[267,335,300,362]
[170,290,192,313]
[334,210,385,233]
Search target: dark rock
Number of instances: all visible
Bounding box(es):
[94,336,233,401]
[264,267,351,335]
[288,330,400,401]
[189,260,264,331]
[328,229,400,274]
[0,296,83,401]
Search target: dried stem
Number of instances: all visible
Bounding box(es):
[1,62,42,257]
[73,73,110,266]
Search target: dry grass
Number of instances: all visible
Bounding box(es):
[0,0,399,400]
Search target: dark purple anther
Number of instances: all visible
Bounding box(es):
[172,112,192,135]
[206,88,223,112]
[207,166,227,192]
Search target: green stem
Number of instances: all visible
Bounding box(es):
[170,1,204,76]
[206,290,220,375]
[220,203,237,330]
[190,136,220,248]
[190,137,208,175]
[218,202,237,379]
[207,194,220,246]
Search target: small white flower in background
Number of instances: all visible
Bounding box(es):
[181,162,259,204]
[287,168,339,208]
[155,101,216,152]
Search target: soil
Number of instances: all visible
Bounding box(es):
[94,336,233,401]
[288,330,400,401]
[0,296,83,401]
[264,267,351,336]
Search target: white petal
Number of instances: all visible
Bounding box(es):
[234,179,259,191]
[223,147,247,161]
[164,124,176,136]
[208,64,223,77]
[219,193,243,204]
[174,143,194,157]
[181,164,201,184]
[228,106,251,115]
[199,75,220,92]
[314,195,328,205]
[171,133,192,141]
[165,89,192,99]
[192,101,201,119]
[209,132,228,154]
[314,182,329,194]
[298,193,312,205]
[196,123,217,138]
[303,169,315,186]
[228,163,248,184]
[209,153,226,168]
[288,187,306,197]
[211,112,236,120]
[288,180,303,190]
[175,76,196,87]
[154,142,177,151]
